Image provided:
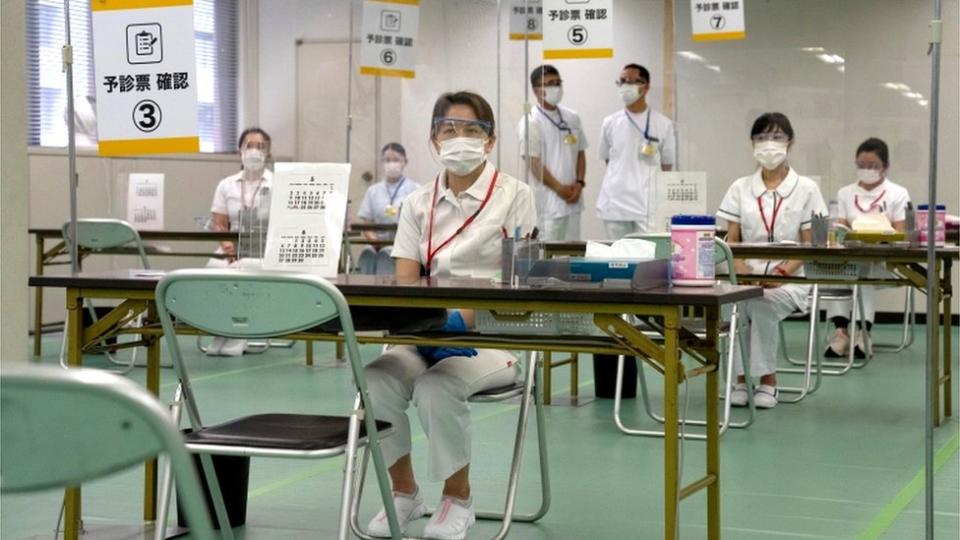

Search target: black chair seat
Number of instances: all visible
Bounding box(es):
[185,413,392,451]
[470,383,524,402]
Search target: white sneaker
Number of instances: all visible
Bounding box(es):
[218,338,247,357]
[205,336,226,356]
[825,328,850,358]
[854,330,871,359]
[754,385,779,409]
[423,496,475,540]
[729,383,749,407]
[367,489,427,538]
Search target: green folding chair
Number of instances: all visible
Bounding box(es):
[154,269,400,540]
[59,219,150,374]
[0,366,215,540]
[616,234,756,439]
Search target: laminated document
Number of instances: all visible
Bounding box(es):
[262,163,351,277]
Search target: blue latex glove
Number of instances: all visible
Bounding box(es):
[417,310,477,365]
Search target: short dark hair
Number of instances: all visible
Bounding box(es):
[750,113,794,141]
[856,137,890,168]
[238,127,271,150]
[530,64,560,88]
[430,91,496,138]
[381,142,407,159]
[623,63,650,84]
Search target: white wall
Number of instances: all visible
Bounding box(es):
[2,0,30,363]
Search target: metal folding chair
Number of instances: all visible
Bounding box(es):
[616,235,756,439]
[0,366,215,540]
[872,287,916,352]
[348,350,551,540]
[59,219,150,374]
[154,269,400,540]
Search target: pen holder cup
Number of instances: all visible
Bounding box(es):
[501,238,543,284]
[810,216,829,247]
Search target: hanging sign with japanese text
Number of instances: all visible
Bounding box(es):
[360,0,420,78]
[690,0,746,41]
[543,0,613,59]
[91,0,199,156]
[510,0,543,41]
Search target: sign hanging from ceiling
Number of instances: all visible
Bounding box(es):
[91,0,199,156]
[690,0,746,42]
[510,0,543,41]
[360,0,420,78]
[542,0,613,59]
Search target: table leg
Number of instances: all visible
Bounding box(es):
[570,352,579,399]
[705,307,721,540]
[663,308,680,540]
[64,289,83,540]
[33,235,44,356]
[307,340,314,367]
[942,259,953,418]
[543,351,553,406]
[143,303,160,521]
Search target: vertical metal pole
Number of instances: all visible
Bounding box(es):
[523,0,530,187]
[63,0,79,274]
[924,1,942,538]
[346,0,355,163]
[496,0,503,168]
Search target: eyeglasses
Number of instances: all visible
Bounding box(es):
[751,133,791,143]
[537,79,563,88]
[855,161,884,170]
[432,117,492,141]
[615,79,647,87]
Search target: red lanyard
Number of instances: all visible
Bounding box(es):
[758,192,785,242]
[425,169,500,273]
[854,190,886,214]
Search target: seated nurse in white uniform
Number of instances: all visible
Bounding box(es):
[717,113,827,409]
[356,142,419,275]
[206,127,272,356]
[825,137,910,358]
[363,91,537,539]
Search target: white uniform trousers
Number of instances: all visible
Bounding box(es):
[825,285,877,324]
[540,213,581,241]
[734,284,809,377]
[604,219,649,240]
[365,345,519,481]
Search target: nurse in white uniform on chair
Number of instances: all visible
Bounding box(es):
[205,127,272,356]
[825,137,911,358]
[716,113,827,409]
[363,91,537,540]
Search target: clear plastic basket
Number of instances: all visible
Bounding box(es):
[803,261,871,281]
[474,310,601,336]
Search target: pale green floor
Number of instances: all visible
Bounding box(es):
[3,322,958,540]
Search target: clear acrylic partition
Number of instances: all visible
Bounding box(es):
[672,0,959,219]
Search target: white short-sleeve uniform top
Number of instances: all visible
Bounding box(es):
[357,176,420,239]
[517,105,589,219]
[210,169,273,230]
[597,108,676,221]
[392,161,539,279]
[716,168,827,275]
[836,177,910,226]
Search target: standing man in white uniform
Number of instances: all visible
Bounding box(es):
[517,64,588,240]
[825,137,911,358]
[597,63,676,238]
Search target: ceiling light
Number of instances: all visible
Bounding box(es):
[706,64,721,72]
[801,47,825,52]
[817,53,838,64]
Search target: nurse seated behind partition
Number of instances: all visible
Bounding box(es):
[356,142,419,275]
[362,91,537,540]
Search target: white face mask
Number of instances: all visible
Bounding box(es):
[619,84,641,106]
[439,137,487,177]
[241,148,266,170]
[753,141,789,170]
[543,86,563,106]
[856,168,882,184]
[384,161,404,179]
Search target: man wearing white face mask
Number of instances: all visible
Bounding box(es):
[825,137,910,358]
[517,64,588,241]
[363,91,537,540]
[717,113,827,409]
[356,142,419,275]
[206,127,273,356]
[596,63,676,239]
